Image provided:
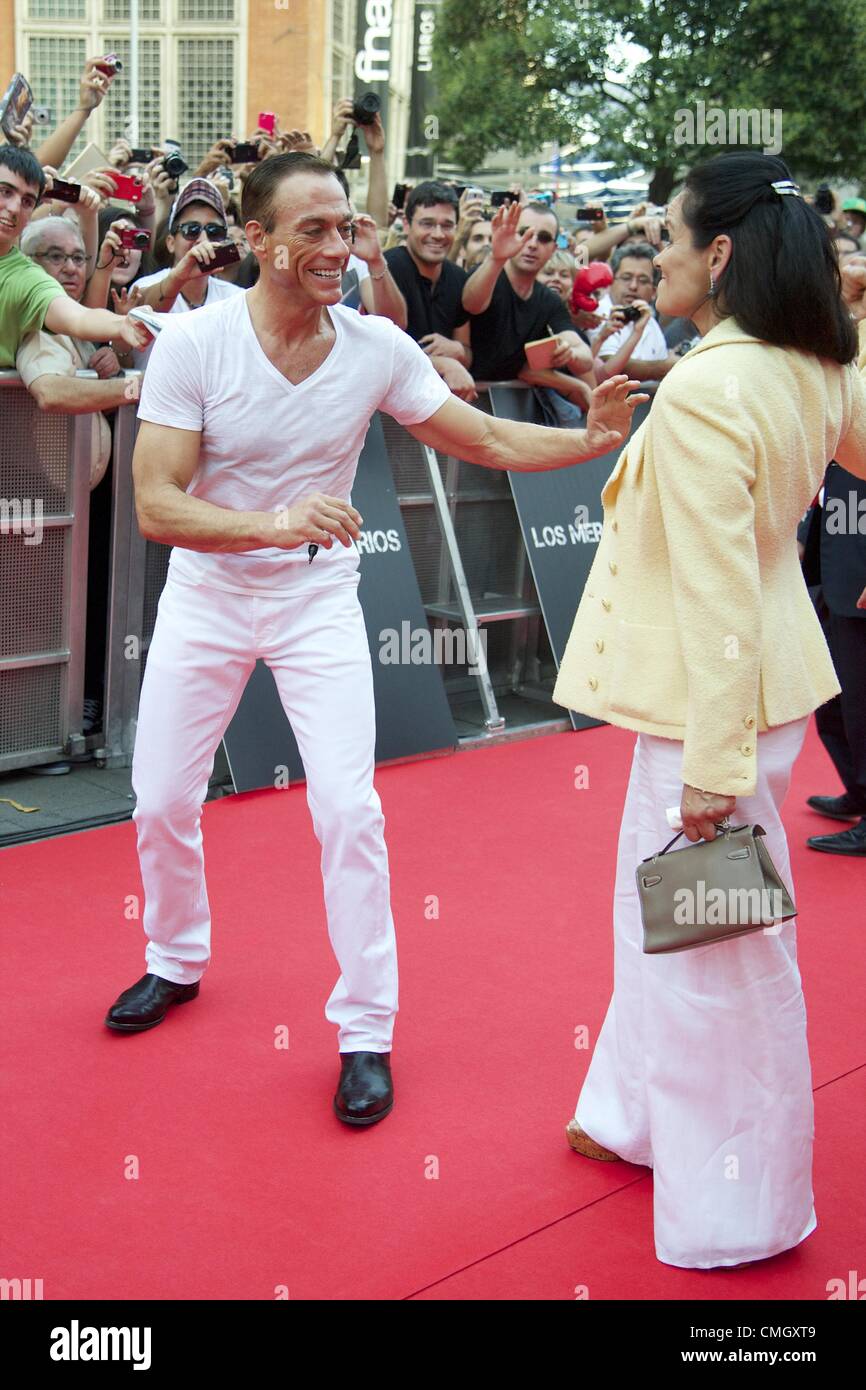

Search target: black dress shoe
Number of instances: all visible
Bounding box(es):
[333,1051,393,1126]
[807,818,866,856]
[806,793,866,822]
[105,973,200,1032]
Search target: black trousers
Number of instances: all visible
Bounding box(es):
[815,605,866,805]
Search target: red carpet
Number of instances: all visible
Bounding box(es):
[0,718,863,1300]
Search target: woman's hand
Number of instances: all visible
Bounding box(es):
[584,375,649,452]
[681,785,737,843]
[111,283,144,315]
[841,255,866,322]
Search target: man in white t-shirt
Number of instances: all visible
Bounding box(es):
[104,151,645,1126]
[132,177,242,369]
[589,244,678,386]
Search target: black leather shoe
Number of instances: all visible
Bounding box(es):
[807,793,866,822]
[333,1051,393,1126]
[105,973,200,1032]
[807,818,866,856]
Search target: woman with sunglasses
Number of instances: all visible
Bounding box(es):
[553,152,866,1270]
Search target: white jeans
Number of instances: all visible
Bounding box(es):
[575,717,816,1268]
[130,566,398,1053]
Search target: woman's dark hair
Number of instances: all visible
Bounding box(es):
[681,152,857,364]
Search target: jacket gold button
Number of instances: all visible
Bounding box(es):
[595,638,604,653]
[608,561,618,574]
[601,598,611,611]
[611,519,619,532]
[744,715,755,729]
[588,676,598,691]
[741,743,753,756]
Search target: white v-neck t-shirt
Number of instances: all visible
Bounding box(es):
[136,292,450,594]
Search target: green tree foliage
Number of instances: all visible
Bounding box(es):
[433,0,866,200]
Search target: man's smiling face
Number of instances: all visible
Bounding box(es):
[0,164,40,253]
[254,171,354,302]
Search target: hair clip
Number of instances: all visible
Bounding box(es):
[771,180,802,197]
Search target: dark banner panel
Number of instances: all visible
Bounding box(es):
[222,412,457,793]
[488,388,652,729]
[405,1,441,178]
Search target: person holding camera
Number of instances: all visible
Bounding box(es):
[321,97,388,229]
[129,178,242,366]
[588,244,678,384]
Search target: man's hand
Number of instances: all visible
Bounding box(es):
[549,336,585,372]
[81,166,122,202]
[348,213,382,264]
[362,113,385,155]
[90,346,121,378]
[681,785,737,843]
[489,198,532,263]
[432,357,478,402]
[330,98,355,140]
[114,314,153,352]
[196,137,234,177]
[419,333,464,360]
[841,255,866,322]
[79,57,114,112]
[271,492,363,550]
[7,112,34,147]
[628,215,663,247]
[175,240,221,283]
[610,299,652,332]
[458,187,485,226]
[857,583,866,611]
[108,138,133,169]
[279,129,318,155]
[584,375,649,453]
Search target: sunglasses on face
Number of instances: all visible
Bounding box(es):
[518,226,555,244]
[174,220,226,240]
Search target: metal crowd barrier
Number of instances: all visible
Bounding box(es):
[2,377,555,772]
[0,371,91,773]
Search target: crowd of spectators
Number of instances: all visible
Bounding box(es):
[1,59,863,746]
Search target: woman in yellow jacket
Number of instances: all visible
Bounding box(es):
[552,152,866,1269]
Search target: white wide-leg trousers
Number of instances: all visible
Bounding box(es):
[575,716,817,1268]
[130,566,398,1053]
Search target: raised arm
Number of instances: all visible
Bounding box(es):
[461,201,531,315]
[405,376,647,472]
[836,261,866,480]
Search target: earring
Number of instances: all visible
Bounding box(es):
[708,270,717,298]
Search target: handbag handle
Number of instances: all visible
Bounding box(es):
[657,817,732,856]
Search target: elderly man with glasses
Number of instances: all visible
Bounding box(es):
[17,214,131,483]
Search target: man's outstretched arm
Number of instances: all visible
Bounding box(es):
[404,376,648,473]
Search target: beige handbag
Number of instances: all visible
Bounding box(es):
[636,822,797,954]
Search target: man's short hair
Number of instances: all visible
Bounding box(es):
[610,241,659,280]
[523,200,560,236]
[240,151,345,233]
[20,215,83,259]
[0,144,46,200]
[405,181,459,224]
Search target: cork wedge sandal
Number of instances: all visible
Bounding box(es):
[565,1119,621,1162]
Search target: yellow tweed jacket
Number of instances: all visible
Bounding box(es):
[552,316,866,797]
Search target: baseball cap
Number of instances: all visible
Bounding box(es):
[842,198,866,217]
[169,177,227,231]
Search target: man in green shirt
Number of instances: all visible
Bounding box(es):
[0,144,148,366]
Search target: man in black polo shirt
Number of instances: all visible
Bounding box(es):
[384,181,476,400]
[463,200,593,390]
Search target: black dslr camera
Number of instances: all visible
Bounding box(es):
[352,92,381,126]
